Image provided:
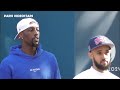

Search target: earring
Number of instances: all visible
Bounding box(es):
[19,37,23,40]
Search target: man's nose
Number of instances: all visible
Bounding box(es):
[102,54,108,60]
[34,29,39,35]
[33,32,39,39]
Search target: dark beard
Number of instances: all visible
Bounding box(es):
[31,38,39,47]
[32,42,39,47]
[93,57,111,70]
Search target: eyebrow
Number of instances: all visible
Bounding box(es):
[27,27,39,29]
[96,49,109,52]
[96,50,102,52]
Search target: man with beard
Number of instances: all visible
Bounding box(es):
[0,18,61,79]
[73,35,119,79]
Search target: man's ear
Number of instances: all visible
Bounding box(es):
[18,32,23,40]
[88,51,93,60]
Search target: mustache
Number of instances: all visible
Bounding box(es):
[32,37,39,42]
[101,59,108,63]
[33,36,39,39]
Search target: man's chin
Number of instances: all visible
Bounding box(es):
[101,62,108,67]
[100,66,108,70]
[32,43,39,47]
[94,60,110,70]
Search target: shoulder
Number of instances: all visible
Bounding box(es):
[107,71,120,79]
[0,55,13,64]
[41,50,58,63]
[0,55,12,68]
[41,50,59,67]
[42,50,56,58]
[73,69,91,79]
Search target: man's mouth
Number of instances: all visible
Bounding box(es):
[33,37,39,43]
[101,60,108,66]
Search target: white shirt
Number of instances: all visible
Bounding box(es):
[73,66,120,79]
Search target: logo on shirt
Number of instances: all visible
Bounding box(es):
[30,68,40,72]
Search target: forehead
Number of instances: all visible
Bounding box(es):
[21,27,39,34]
[25,26,39,30]
[29,26,38,29]
[93,45,110,51]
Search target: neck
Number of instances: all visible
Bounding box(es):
[21,43,37,56]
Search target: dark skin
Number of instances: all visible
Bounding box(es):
[18,26,40,56]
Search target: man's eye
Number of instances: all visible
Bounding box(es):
[29,28,33,31]
[36,28,39,31]
[105,52,109,55]
[97,52,101,55]
[37,29,39,31]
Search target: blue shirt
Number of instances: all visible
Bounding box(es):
[0,45,61,79]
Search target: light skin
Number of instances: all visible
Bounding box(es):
[88,45,111,73]
[18,26,40,56]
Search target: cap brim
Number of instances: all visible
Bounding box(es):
[90,43,114,51]
[14,33,19,40]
